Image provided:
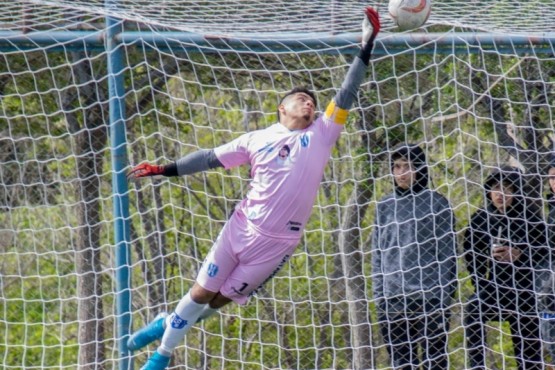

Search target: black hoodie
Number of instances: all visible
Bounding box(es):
[463,166,548,312]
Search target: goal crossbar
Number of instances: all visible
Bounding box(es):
[0,31,553,55]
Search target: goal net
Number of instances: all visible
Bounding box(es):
[1,1,554,369]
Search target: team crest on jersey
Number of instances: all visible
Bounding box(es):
[276,145,291,165]
[206,263,219,277]
[300,134,309,147]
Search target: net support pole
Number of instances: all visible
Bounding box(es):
[105,1,132,369]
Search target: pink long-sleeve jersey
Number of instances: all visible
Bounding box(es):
[214,101,348,239]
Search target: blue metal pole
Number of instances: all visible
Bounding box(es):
[105,1,132,369]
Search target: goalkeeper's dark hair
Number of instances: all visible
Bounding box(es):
[277,87,317,122]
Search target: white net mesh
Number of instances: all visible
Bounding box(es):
[1,0,555,369]
[14,0,555,34]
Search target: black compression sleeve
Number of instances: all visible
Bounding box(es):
[358,42,374,66]
[162,162,179,177]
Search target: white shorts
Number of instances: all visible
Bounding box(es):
[196,211,299,305]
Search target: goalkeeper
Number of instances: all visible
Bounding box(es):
[127,7,381,370]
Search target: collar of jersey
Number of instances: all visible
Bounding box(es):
[277,122,311,133]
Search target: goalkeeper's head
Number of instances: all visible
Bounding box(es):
[277,87,317,128]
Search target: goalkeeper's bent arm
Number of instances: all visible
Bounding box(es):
[165,149,223,177]
[127,149,223,179]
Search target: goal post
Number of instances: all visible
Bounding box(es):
[106,11,132,370]
[1,1,555,369]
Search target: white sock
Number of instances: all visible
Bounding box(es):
[157,292,206,356]
[164,304,219,327]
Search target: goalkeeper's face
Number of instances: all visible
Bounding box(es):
[279,92,316,129]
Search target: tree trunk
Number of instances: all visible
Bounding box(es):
[75,129,106,369]
[472,60,552,213]
[338,185,374,370]
[66,51,108,370]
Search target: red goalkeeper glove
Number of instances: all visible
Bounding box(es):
[127,163,164,180]
[362,7,381,48]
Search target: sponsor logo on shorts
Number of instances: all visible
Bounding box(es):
[170,313,188,329]
[206,263,219,277]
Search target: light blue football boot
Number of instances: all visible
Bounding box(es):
[140,351,170,370]
[127,312,168,351]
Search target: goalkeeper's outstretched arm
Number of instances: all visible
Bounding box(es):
[332,7,380,112]
[127,149,223,180]
[129,8,380,181]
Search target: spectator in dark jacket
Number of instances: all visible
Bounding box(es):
[371,144,457,369]
[463,166,547,370]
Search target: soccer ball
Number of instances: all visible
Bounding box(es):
[388,0,432,31]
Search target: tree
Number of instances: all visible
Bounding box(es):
[63,50,108,369]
